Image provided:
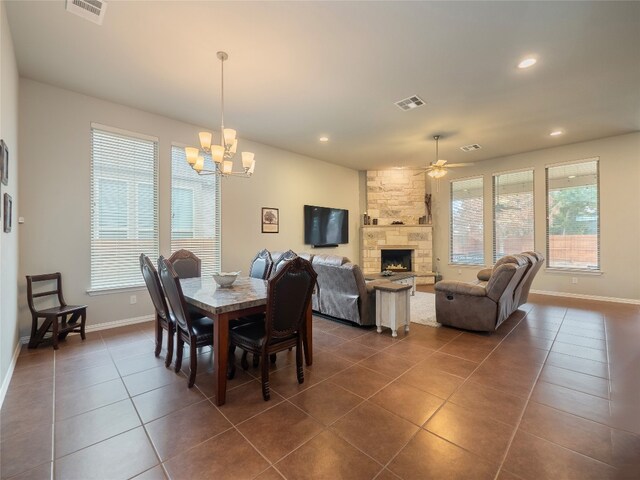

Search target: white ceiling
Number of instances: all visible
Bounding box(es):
[6,1,640,170]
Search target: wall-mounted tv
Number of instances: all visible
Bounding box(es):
[304,205,349,247]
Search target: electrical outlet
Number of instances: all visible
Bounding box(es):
[571,277,578,285]
[130,295,137,305]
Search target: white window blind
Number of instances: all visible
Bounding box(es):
[546,159,600,270]
[90,125,159,291]
[450,177,484,265]
[171,146,221,276]
[493,170,534,262]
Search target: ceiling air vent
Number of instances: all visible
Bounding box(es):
[394,95,425,111]
[460,143,482,152]
[66,0,107,25]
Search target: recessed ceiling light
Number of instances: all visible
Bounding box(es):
[549,130,564,136]
[319,136,329,142]
[568,175,576,179]
[518,57,537,69]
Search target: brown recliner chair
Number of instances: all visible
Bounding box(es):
[435,255,529,332]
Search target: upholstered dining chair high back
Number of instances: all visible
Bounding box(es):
[249,249,274,280]
[140,253,174,367]
[167,249,201,279]
[269,249,297,278]
[158,256,214,387]
[228,257,317,400]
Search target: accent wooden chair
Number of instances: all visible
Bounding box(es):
[227,257,317,400]
[140,254,175,368]
[249,249,274,280]
[167,249,201,279]
[158,256,213,388]
[26,273,87,350]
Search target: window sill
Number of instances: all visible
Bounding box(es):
[448,264,487,268]
[87,285,147,296]
[544,268,603,276]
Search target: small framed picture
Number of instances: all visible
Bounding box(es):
[3,193,12,233]
[261,207,279,233]
[0,140,7,186]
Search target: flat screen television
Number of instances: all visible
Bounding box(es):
[304,205,349,247]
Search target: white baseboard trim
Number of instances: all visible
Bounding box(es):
[530,289,640,305]
[85,314,155,333]
[18,314,155,345]
[0,341,23,409]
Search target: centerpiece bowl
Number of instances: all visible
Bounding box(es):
[212,271,240,288]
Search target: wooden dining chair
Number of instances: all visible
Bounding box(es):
[25,273,87,350]
[269,249,297,278]
[227,257,317,400]
[140,254,175,368]
[167,249,201,279]
[158,256,213,388]
[249,249,274,280]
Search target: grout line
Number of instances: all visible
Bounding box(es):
[491,308,568,479]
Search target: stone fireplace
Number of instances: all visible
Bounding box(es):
[381,249,413,272]
[361,169,433,284]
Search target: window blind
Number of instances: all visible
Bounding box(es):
[450,177,484,265]
[493,170,534,262]
[546,159,600,270]
[90,126,159,291]
[171,146,221,276]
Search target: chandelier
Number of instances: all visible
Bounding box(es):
[184,51,255,177]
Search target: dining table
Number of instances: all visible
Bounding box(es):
[180,275,313,406]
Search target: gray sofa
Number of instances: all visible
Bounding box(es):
[266,251,381,326]
[435,252,543,332]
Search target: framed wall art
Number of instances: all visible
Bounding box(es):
[261,207,279,233]
[3,193,12,233]
[0,140,7,186]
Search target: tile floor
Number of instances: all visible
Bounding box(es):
[1,290,639,479]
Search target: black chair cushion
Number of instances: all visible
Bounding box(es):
[190,316,214,341]
[230,321,295,349]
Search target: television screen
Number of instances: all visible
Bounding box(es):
[304,205,349,246]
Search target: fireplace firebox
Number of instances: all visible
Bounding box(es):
[381,249,413,272]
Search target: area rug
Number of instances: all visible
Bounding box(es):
[410,292,440,328]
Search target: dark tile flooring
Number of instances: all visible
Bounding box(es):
[1,289,639,479]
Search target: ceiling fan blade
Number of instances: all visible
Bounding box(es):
[445,162,475,168]
[413,171,426,176]
[434,159,448,167]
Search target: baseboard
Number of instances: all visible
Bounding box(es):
[18,314,155,345]
[0,340,22,409]
[84,314,155,333]
[530,289,640,305]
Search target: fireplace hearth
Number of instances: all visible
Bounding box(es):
[381,249,412,272]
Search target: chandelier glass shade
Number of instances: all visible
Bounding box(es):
[184,52,255,177]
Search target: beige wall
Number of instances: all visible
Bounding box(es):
[0,0,20,391]
[18,79,361,334]
[432,132,640,301]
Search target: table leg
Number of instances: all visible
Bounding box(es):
[213,313,229,406]
[303,303,313,366]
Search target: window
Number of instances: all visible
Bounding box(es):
[450,177,484,265]
[90,125,159,291]
[546,159,599,270]
[171,146,221,276]
[493,170,534,262]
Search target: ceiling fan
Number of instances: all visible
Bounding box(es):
[415,135,475,178]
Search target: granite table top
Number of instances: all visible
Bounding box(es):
[180,276,268,315]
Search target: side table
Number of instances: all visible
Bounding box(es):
[374,282,412,338]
